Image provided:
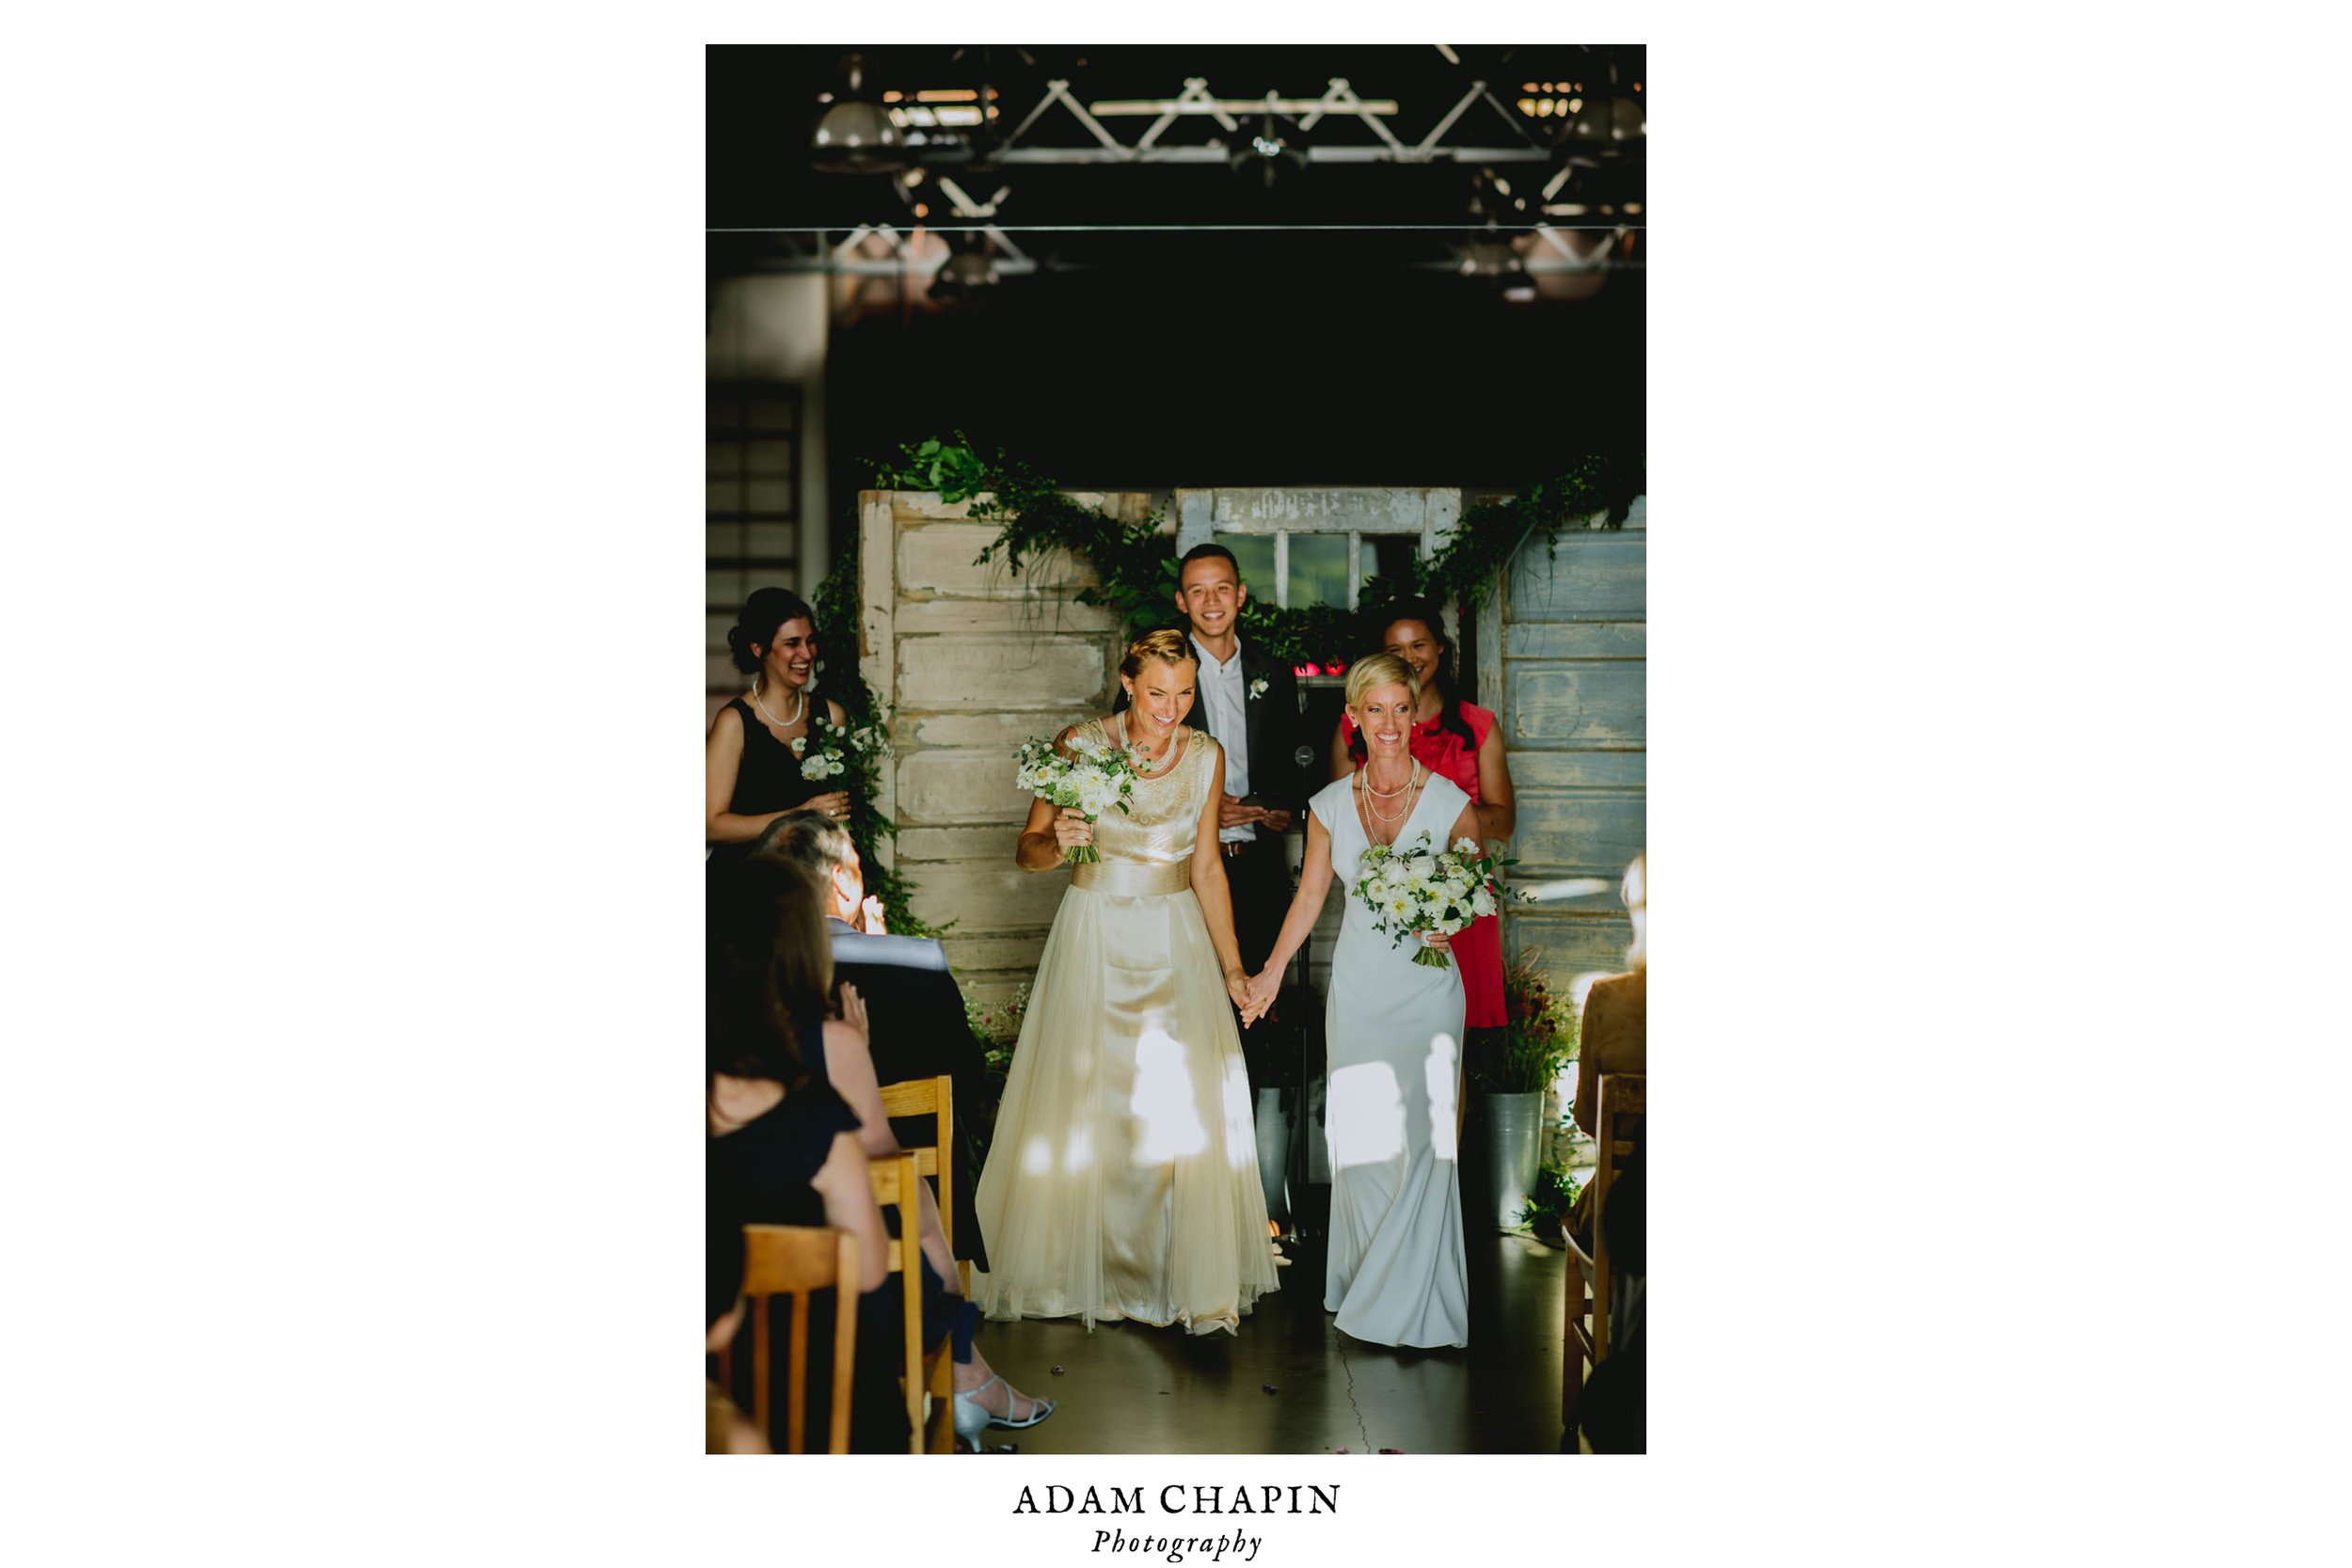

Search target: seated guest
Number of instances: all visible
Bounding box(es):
[1574,853,1647,1136]
[706,1164,770,1454]
[1576,1147,1645,1454]
[707,858,907,1451]
[753,810,992,1277]
[1571,854,1646,1243]
[716,849,1052,1446]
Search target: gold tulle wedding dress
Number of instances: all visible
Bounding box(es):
[972,718,1279,1335]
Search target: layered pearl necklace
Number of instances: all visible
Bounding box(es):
[1360,761,1424,828]
[750,676,806,732]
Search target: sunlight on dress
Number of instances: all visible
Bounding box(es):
[1131,1021,1208,1164]
[1424,1032,1460,1162]
[1327,1061,1407,1169]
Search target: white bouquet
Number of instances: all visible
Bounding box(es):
[1013,729,1147,864]
[791,709,892,784]
[1350,832,1522,970]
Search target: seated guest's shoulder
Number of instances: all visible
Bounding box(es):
[830,927,949,973]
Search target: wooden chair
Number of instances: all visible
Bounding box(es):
[727,1225,860,1454]
[1563,1072,1645,1431]
[877,1074,964,1295]
[868,1149,955,1453]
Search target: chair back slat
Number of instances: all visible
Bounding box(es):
[740,1224,859,1454]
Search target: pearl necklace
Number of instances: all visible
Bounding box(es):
[1363,764,1423,825]
[751,676,805,732]
[1120,714,1182,779]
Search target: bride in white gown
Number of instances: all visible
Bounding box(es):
[1245,653,1481,1349]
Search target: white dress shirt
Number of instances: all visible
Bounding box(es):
[1193,633,1253,845]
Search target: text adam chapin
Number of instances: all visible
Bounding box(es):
[1011,1484,1340,1564]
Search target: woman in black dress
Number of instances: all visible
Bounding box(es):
[707,587,853,853]
[707,857,904,1450]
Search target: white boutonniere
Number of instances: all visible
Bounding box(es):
[1248,677,1269,700]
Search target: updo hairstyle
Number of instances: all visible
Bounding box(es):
[1120,626,1198,680]
[1343,651,1421,712]
[726,587,818,675]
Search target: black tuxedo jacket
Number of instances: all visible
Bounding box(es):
[1114,633,1309,823]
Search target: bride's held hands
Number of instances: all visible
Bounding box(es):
[1417,929,1454,953]
[1052,809,1093,850]
[1225,970,1260,1023]
[1239,968,1280,1022]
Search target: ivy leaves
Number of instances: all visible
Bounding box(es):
[876,436,1644,660]
[871,435,990,505]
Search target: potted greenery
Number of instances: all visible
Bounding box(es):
[1463,957,1579,1232]
[1518,1160,1583,1247]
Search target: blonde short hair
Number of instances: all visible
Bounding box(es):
[1120,626,1198,679]
[1343,651,1421,711]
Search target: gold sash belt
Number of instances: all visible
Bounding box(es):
[1072,858,1192,896]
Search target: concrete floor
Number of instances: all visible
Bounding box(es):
[967,1193,1573,1455]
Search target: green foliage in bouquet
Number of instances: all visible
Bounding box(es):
[1470,955,1580,1093]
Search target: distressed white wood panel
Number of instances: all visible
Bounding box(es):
[897,749,1044,825]
[1508,664,1646,747]
[896,635,1111,710]
[905,860,1075,933]
[898,825,1027,863]
[1504,531,1646,623]
[907,709,1100,752]
[895,597,1121,635]
[898,523,1100,599]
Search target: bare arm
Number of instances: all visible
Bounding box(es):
[808,1131,890,1292]
[1472,721,1516,843]
[1327,715,1356,783]
[1245,806,1338,1010]
[820,1010,958,1285]
[1188,748,1254,1016]
[705,705,800,845]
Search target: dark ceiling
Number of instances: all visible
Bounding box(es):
[708,45,1645,498]
[707,43,1645,241]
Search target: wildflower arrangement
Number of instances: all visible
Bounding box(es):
[790,707,892,783]
[1348,832,1521,969]
[1011,729,1146,864]
[1474,955,1580,1093]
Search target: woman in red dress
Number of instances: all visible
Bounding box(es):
[1327,595,1517,1030]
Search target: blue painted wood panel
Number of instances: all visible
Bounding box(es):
[1509,664,1645,747]
[1496,511,1644,974]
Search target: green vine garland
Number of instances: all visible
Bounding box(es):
[811,534,946,938]
[873,435,1645,663]
[843,438,1645,932]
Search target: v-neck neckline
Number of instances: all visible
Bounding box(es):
[1352,764,1428,849]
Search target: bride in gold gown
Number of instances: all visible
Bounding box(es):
[972,628,1279,1335]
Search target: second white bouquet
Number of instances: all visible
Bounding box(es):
[790,707,893,783]
[1013,729,1147,864]
[1350,832,1521,969]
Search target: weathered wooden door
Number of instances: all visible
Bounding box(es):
[1477,496,1647,992]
